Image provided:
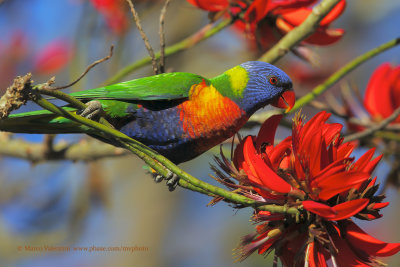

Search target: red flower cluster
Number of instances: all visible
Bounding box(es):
[0,34,72,91]
[187,0,346,49]
[33,40,73,75]
[364,63,400,123]
[214,111,400,266]
[89,0,129,36]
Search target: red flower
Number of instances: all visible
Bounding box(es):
[33,40,73,75]
[187,0,346,50]
[187,0,229,12]
[187,0,317,25]
[213,111,400,266]
[273,0,346,45]
[89,0,129,36]
[364,63,400,123]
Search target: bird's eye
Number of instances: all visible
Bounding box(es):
[269,76,278,85]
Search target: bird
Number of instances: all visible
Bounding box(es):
[0,61,295,189]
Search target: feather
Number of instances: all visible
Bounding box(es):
[70,72,208,101]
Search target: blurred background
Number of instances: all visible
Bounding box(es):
[0,0,399,266]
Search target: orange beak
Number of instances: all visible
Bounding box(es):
[271,90,296,113]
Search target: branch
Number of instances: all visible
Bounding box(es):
[290,37,400,113]
[31,88,250,199]
[259,0,342,63]
[343,106,400,143]
[309,99,347,119]
[50,45,114,90]
[0,136,129,163]
[29,85,299,215]
[125,0,159,74]
[244,110,292,129]
[159,0,172,73]
[0,47,125,163]
[373,131,400,142]
[102,18,232,85]
[240,37,400,130]
[0,74,33,119]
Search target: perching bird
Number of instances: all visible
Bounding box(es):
[0,61,295,188]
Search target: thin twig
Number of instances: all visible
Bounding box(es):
[340,81,369,120]
[309,100,347,119]
[344,106,400,143]
[102,18,232,85]
[374,131,400,142]
[50,46,114,90]
[244,113,292,129]
[385,124,400,131]
[326,91,347,116]
[159,0,171,73]
[125,0,159,74]
[347,118,400,132]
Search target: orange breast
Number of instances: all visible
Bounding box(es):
[177,81,247,140]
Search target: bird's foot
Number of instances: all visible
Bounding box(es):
[77,100,104,120]
[152,170,179,191]
[166,172,180,192]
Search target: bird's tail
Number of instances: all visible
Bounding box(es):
[0,108,92,134]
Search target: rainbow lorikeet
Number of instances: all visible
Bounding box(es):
[0,61,295,189]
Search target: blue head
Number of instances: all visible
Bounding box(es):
[236,61,294,115]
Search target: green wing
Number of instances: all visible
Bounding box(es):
[70,72,209,101]
[0,72,209,134]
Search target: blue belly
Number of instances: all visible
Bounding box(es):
[119,107,200,164]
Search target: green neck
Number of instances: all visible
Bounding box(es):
[210,65,249,102]
[210,73,235,99]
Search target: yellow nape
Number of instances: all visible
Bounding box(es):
[225,66,249,98]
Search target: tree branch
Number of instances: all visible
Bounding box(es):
[240,37,400,131]
[0,74,33,119]
[29,84,299,215]
[290,37,400,113]
[0,136,128,163]
[344,106,400,143]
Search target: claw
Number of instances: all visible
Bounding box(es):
[78,100,103,120]
[166,174,179,191]
[154,174,164,183]
[150,169,179,191]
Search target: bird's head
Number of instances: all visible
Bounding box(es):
[214,61,295,116]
